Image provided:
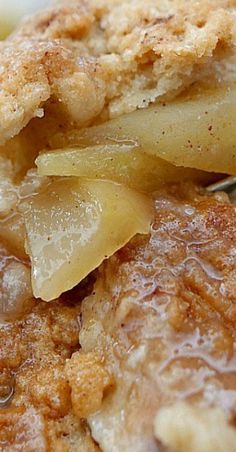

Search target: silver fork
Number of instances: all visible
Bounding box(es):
[206,176,236,193]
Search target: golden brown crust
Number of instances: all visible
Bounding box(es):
[0,38,105,145]
[15,1,95,40]
[0,289,98,451]
[0,0,236,144]
[80,185,236,451]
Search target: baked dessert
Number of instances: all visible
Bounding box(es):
[0,1,236,451]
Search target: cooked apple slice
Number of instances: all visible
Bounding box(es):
[49,84,236,175]
[0,170,49,260]
[0,212,27,260]
[21,178,153,301]
[36,144,214,192]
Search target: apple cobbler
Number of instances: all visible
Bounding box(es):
[0,1,236,451]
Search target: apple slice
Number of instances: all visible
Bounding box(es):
[47,84,236,175]
[21,177,153,301]
[36,144,213,193]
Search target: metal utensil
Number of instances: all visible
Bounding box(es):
[206,176,236,193]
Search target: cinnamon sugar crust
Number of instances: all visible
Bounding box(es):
[0,0,236,144]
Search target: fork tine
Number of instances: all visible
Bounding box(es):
[206,176,236,192]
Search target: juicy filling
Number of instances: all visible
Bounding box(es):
[0,185,236,451]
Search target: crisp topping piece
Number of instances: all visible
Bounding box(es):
[66,352,112,418]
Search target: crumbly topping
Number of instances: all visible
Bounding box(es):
[65,352,112,418]
[0,0,236,144]
[80,184,236,451]
[0,286,98,451]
